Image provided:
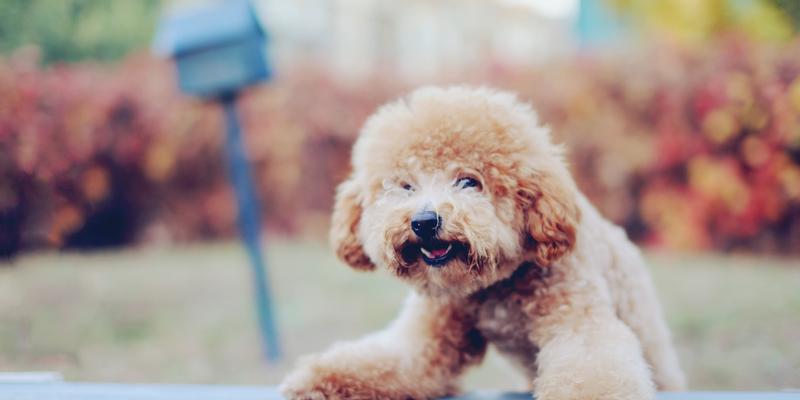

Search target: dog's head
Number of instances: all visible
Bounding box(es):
[331,86,580,297]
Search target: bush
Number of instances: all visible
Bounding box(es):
[1,38,799,257]
[514,38,800,251]
[0,53,400,257]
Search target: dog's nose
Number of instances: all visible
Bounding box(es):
[411,211,441,240]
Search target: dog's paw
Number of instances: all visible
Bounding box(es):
[279,363,332,400]
[280,376,378,400]
[279,373,335,400]
[280,361,383,400]
[280,385,332,400]
[280,386,328,400]
[534,359,655,400]
[535,378,654,400]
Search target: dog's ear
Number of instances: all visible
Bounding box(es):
[330,176,375,271]
[516,172,580,267]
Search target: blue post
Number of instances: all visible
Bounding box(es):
[575,0,628,48]
[221,93,280,361]
[154,0,280,362]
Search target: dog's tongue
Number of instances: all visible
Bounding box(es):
[429,247,450,258]
[423,241,452,258]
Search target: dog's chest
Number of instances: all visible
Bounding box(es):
[474,271,542,377]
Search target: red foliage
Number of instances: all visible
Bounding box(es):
[1,38,799,257]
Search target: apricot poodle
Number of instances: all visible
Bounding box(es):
[281,86,686,400]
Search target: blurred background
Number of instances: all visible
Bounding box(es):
[1,0,799,392]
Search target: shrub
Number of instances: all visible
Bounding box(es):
[1,38,798,257]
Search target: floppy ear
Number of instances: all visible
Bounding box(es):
[330,177,375,271]
[517,172,580,267]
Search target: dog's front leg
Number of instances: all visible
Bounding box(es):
[529,278,655,400]
[280,292,486,400]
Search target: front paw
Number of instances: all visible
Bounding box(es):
[280,357,385,400]
[534,357,655,400]
[280,363,340,400]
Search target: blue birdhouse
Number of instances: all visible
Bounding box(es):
[154,0,270,98]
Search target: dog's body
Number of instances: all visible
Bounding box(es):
[282,87,686,400]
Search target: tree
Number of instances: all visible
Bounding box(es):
[0,0,162,64]
[606,0,795,43]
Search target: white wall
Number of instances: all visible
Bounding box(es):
[258,0,578,81]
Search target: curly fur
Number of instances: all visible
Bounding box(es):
[282,86,686,400]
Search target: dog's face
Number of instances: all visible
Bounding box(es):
[331,87,580,297]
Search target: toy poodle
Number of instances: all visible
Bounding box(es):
[281,86,686,399]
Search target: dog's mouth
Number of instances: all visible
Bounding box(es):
[401,239,464,267]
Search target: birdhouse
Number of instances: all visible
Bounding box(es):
[153,0,270,98]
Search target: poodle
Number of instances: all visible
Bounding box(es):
[281,86,686,400]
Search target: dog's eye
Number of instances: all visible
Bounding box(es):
[401,182,415,192]
[455,177,480,190]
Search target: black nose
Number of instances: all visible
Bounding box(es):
[411,211,441,240]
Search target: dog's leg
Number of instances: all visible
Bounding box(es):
[607,240,687,391]
[529,271,656,400]
[612,245,686,391]
[280,292,486,400]
[621,289,686,391]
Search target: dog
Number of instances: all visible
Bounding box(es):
[281,86,686,399]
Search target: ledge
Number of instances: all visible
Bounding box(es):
[1,383,798,399]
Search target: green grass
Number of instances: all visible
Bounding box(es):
[0,241,798,390]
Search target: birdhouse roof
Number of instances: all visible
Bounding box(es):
[153,0,265,57]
